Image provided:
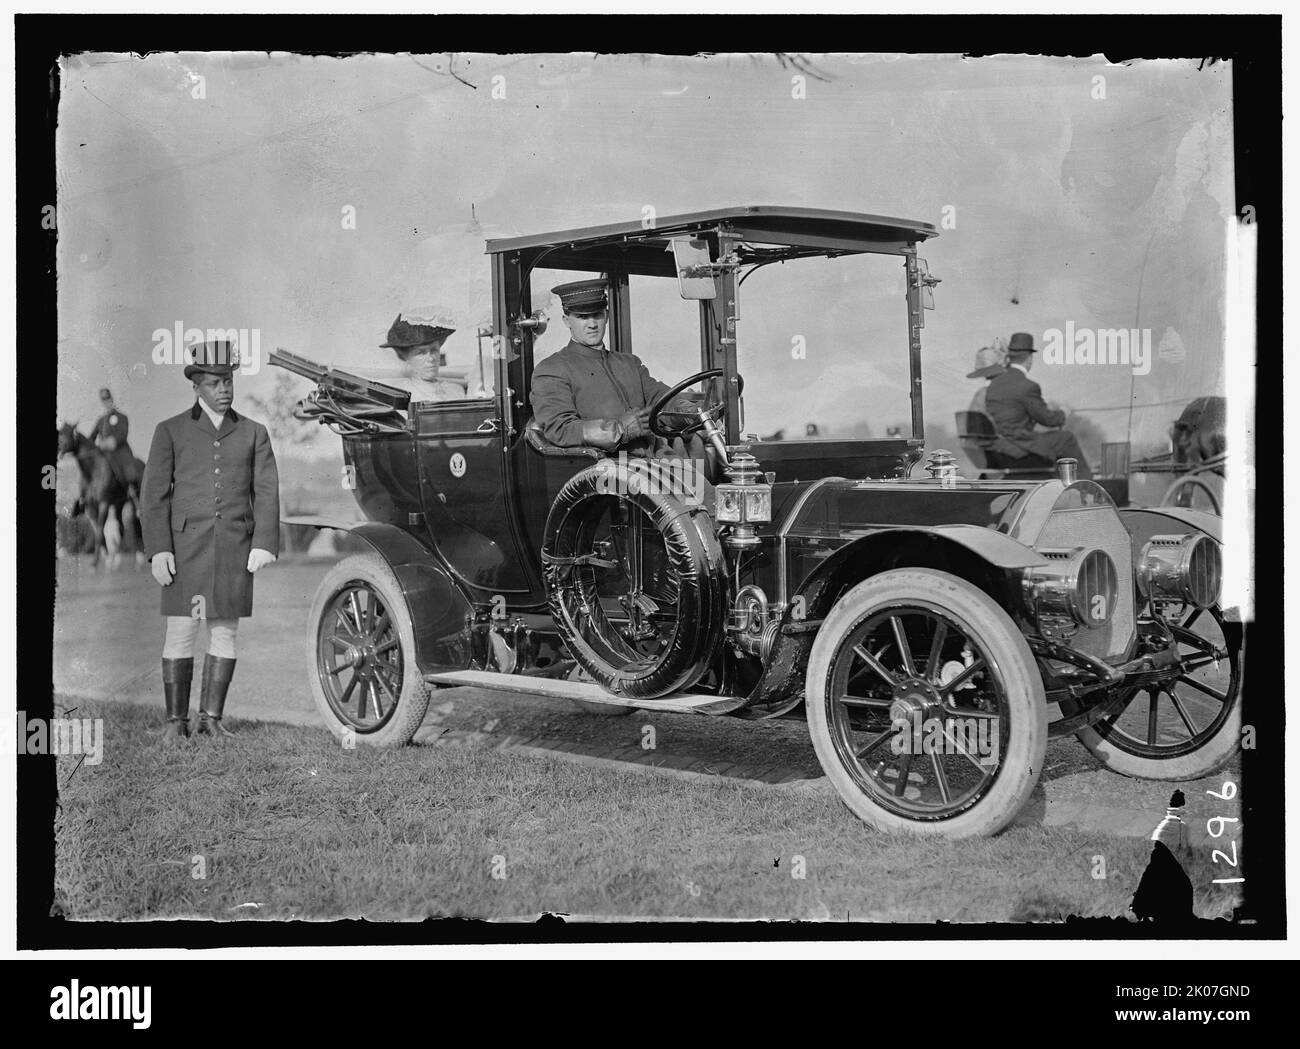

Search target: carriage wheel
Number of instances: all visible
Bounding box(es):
[307,552,431,745]
[1161,473,1222,515]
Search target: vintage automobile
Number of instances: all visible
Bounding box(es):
[276,206,1243,838]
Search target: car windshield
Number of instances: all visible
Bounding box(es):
[527,251,916,443]
[736,251,914,442]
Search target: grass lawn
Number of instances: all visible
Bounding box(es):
[53,700,1245,923]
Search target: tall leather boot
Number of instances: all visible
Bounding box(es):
[195,655,237,742]
[161,658,193,745]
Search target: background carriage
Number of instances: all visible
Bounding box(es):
[957,394,1228,515]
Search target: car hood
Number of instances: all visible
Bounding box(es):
[765,477,1045,540]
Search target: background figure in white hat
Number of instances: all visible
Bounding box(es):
[966,338,1008,415]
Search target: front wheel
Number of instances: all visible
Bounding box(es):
[1076,604,1242,780]
[307,552,432,746]
[805,569,1048,838]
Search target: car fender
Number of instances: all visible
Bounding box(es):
[1117,505,1235,618]
[1118,505,1221,543]
[745,526,1041,711]
[344,522,476,677]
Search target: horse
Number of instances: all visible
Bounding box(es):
[1170,395,1226,466]
[56,422,144,569]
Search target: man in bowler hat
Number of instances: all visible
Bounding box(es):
[984,332,1092,478]
[139,340,281,744]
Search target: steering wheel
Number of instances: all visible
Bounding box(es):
[648,368,741,438]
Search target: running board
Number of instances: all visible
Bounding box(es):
[423,669,742,715]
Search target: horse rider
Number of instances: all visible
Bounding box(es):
[139,340,281,745]
[93,387,143,490]
[984,332,1093,479]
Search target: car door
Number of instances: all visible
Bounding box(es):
[411,399,534,598]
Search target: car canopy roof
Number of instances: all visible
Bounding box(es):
[485,205,937,276]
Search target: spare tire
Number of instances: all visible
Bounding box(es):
[542,457,726,700]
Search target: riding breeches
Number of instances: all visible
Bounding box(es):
[162,616,239,659]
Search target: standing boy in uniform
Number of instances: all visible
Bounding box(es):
[139,341,280,744]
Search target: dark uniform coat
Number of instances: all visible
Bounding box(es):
[984,365,1091,476]
[531,339,680,454]
[93,409,143,487]
[140,403,280,619]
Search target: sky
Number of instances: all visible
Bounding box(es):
[56,51,1236,460]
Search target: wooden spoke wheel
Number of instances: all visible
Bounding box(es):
[307,553,431,745]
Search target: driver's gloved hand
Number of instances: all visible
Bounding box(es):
[618,407,651,441]
[581,418,625,450]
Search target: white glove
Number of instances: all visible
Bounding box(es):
[151,552,175,587]
[247,548,276,573]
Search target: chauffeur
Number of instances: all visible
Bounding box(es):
[530,280,695,453]
[139,341,281,744]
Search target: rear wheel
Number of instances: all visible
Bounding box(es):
[806,569,1047,838]
[1076,604,1242,780]
[307,552,431,746]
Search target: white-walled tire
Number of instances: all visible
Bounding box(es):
[307,553,432,746]
[805,568,1047,838]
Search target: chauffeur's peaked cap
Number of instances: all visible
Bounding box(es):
[552,279,608,314]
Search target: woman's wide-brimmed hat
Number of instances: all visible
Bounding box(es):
[966,342,1008,379]
[381,313,456,350]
